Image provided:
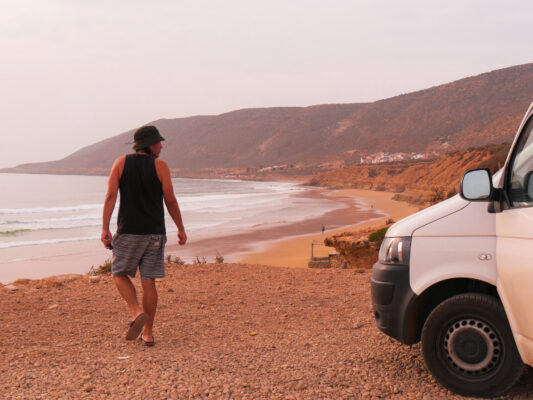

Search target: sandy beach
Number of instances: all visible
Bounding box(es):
[164,187,383,264]
[237,189,419,268]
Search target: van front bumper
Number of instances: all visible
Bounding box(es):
[371,262,418,345]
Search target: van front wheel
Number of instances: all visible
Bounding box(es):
[421,293,523,397]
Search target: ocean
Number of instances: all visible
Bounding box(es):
[0,173,353,283]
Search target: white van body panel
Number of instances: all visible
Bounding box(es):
[497,234,533,366]
[410,201,497,294]
[496,184,533,366]
[386,195,468,238]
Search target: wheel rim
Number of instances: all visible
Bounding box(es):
[443,318,502,376]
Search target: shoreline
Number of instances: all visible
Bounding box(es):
[236,189,419,268]
[0,187,417,285]
[165,187,382,263]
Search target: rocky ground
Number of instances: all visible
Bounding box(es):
[2,263,532,399]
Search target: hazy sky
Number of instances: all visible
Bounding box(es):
[1,0,531,168]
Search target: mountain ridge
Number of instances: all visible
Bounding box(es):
[4,63,533,175]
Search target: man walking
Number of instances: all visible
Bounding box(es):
[101,125,187,346]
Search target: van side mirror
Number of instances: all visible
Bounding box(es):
[460,169,493,201]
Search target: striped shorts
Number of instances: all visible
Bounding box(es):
[111,233,167,279]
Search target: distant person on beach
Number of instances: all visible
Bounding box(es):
[101,125,187,347]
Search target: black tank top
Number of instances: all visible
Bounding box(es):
[117,154,166,235]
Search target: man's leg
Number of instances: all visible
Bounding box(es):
[113,275,144,321]
[141,278,158,341]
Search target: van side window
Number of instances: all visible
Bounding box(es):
[508,116,533,207]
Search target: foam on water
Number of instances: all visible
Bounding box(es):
[0,235,100,249]
[0,173,345,257]
[0,204,102,215]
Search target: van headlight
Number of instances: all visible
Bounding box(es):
[379,237,411,265]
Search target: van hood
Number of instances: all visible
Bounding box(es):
[386,194,469,237]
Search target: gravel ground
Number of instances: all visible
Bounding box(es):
[2,263,532,399]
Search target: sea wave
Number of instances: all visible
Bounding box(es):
[0,214,101,225]
[0,221,103,232]
[0,229,31,236]
[0,257,31,265]
[0,235,100,249]
[181,195,292,213]
[0,178,325,251]
[0,204,102,215]
[178,190,294,204]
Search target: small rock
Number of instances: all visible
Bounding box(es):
[89,276,101,283]
[47,304,59,310]
[3,284,18,292]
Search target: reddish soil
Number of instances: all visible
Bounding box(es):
[2,263,532,399]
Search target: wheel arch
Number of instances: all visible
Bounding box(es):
[406,278,500,344]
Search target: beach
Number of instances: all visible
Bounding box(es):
[237,189,419,268]
[165,188,390,265]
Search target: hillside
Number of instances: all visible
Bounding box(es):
[326,64,532,154]
[4,64,533,175]
[309,143,511,205]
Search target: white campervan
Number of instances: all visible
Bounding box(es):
[371,101,533,397]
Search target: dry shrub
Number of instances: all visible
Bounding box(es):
[166,254,185,265]
[193,256,207,265]
[88,258,112,276]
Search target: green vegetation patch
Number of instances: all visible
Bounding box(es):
[368,227,388,243]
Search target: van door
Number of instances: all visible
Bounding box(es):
[496,113,533,365]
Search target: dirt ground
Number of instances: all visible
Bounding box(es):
[2,263,532,399]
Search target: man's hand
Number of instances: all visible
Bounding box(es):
[178,231,187,245]
[101,229,113,249]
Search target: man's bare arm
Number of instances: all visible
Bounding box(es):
[101,156,124,248]
[156,159,187,245]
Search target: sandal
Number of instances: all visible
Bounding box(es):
[126,313,149,340]
[139,335,155,347]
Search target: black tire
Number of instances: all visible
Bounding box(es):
[421,293,524,398]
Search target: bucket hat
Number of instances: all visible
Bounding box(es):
[132,126,165,150]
